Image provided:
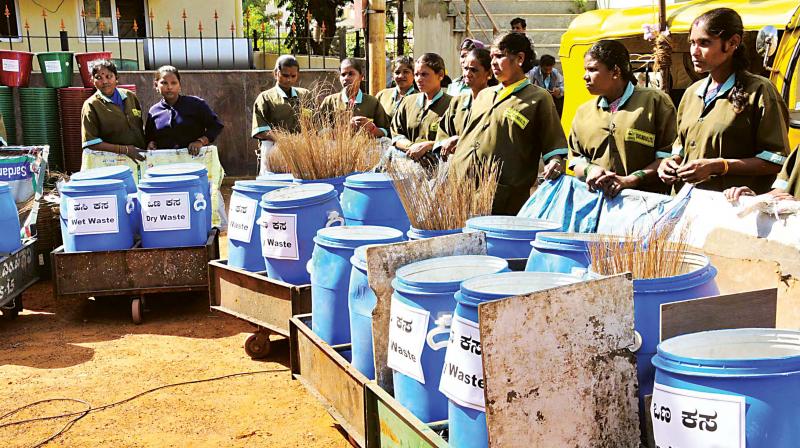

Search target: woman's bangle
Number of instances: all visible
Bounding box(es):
[719,158,729,176]
[632,170,647,181]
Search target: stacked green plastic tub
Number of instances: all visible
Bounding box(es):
[0,86,17,145]
[20,87,62,170]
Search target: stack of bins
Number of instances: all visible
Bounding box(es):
[20,87,62,170]
[0,86,16,144]
[58,87,94,173]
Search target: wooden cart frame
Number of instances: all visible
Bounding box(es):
[0,238,39,319]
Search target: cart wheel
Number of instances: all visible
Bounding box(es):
[131,298,144,325]
[244,332,271,359]
[1,297,22,320]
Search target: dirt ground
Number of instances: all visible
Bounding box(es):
[0,233,351,447]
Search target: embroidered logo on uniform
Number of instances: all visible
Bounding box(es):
[624,128,655,147]
[503,108,529,129]
[429,121,439,133]
[132,109,141,117]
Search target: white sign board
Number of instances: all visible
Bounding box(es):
[140,192,191,231]
[387,297,430,383]
[44,60,63,73]
[439,315,485,411]
[66,195,119,235]
[227,195,258,243]
[2,59,19,72]
[260,212,299,260]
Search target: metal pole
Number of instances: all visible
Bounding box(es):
[43,10,50,51]
[4,6,12,50]
[199,21,205,69]
[82,10,88,52]
[166,21,172,65]
[182,9,188,67]
[397,0,404,56]
[116,8,123,64]
[133,19,140,69]
[60,30,69,51]
[24,20,31,52]
[214,10,220,69]
[230,22,235,68]
[148,9,155,68]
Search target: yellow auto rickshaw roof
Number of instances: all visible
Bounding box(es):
[561,0,800,55]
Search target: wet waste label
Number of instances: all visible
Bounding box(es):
[227,195,258,243]
[260,212,299,260]
[652,382,745,448]
[66,195,119,235]
[387,297,429,383]
[2,59,19,72]
[439,315,485,411]
[140,192,191,231]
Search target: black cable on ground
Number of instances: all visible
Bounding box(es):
[0,368,290,447]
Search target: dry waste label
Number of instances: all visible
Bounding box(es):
[260,212,299,260]
[44,60,63,73]
[387,297,429,383]
[439,315,485,411]
[227,195,258,243]
[66,195,119,235]
[140,192,191,231]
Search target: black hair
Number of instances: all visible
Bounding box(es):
[460,38,483,52]
[155,65,180,82]
[392,55,414,73]
[89,59,118,78]
[510,17,526,29]
[539,54,556,67]
[493,32,536,73]
[341,57,365,75]
[692,8,749,114]
[467,48,498,86]
[275,55,300,72]
[417,53,447,76]
[586,40,637,85]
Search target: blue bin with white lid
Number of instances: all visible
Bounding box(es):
[652,328,800,447]
[444,271,582,448]
[227,179,291,271]
[71,165,139,235]
[389,255,508,423]
[310,225,404,346]
[59,179,134,252]
[137,174,207,248]
[0,181,22,253]
[257,172,295,182]
[340,172,410,232]
[464,216,560,259]
[259,183,343,285]
[525,232,627,273]
[146,163,211,231]
[293,174,351,195]
[407,226,462,240]
[349,243,382,378]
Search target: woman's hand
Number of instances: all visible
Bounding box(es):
[585,164,612,192]
[597,173,637,198]
[188,140,204,156]
[724,186,755,202]
[406,142,433,161]
[439,136,459,159]
[125,146,146,163]
[541,157,564,181]
[351,116,382,137]
[675,158,722,184]
[658,157,682,185]
[147,141,157,151]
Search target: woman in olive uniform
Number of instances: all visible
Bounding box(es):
[658,8,790,194]
[81,59,146,165]
[446,38,485,97]
[320,58,390,138]
[450,32,567,215]
[375,56,417,119]
[436,48,495,159]
[569,40,677,197]
[391,53,453,163]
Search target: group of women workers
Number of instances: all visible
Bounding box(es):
[81,60,224,166]
[250,6,799,216]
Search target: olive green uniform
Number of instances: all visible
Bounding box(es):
[320,89,390,137]
[772,146,800,198]
[390,90,452,145]
[375,86,416,119]
[672,71,790,194]
[251,85,310,137]
[435,92,474,142]
[451,79,567,215]
[81,88,145,149]
[568,83,676,193]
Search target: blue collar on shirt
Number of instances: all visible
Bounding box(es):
[598,82,635,110]
[461,92,473,110]
[416,89,444,110]
[393,85,415,101]
[276,86,298,99]
[341,89,363,105]
[97,87,127,103]
[695,73,736,104]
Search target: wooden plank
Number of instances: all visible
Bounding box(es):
[660,288,778,342]
[365,232,487,392]
[363,382,448,448]
[0,238,38,308]
[289,314,368,447]
[480,274,640,448]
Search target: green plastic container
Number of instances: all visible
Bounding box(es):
[0,86,17,144]
[37,52,73,88]
[19,87,63,169]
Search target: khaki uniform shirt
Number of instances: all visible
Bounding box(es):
[672,71,790,194]
[81,88,145,149]
[390,90,452,144]
[375,86,416,119]
[320,89,391,137]
[436,92,474,141]
[568,83,676,193]
[773,146,800,198]
[251,85,310,137]
[451,79,567,215]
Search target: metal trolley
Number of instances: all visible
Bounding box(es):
[0,238,39,319]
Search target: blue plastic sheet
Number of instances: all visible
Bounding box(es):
[517,175,603,233]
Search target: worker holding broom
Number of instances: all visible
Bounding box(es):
[450,32,567,215]
[320,58,390,138]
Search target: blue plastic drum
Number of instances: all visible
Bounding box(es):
[259,183,343,285]
[0,181,22,253]
[349,244,381,379]
[310,226,404,345]
[525,232,626,273]
[59,179,134,252]
[227,180,291,271]
[464,216,560,259]
[340,172,410,232]
[653,329,800,447]
[390,255,508,423]
[293,174,351,195]
[71,166,139,235]
[445,272,581,448]
[146,163,212,231]
[137,175,208,248]
[407,227,462,241]
[257,173,295,182]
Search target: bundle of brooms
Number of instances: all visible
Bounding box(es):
[386,158,500,231]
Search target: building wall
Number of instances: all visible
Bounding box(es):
[597,0,689,8]
[409,0,462,81]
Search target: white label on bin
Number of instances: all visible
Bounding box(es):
[2,59,19,72]
[260,212,299,260]
[140,192,191,232]
[44,60,63,73]
[227,195,258,243]
[66,195,119,235]
[439,315,485,411]
[652,382,745,448]
[387,297,429,383]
